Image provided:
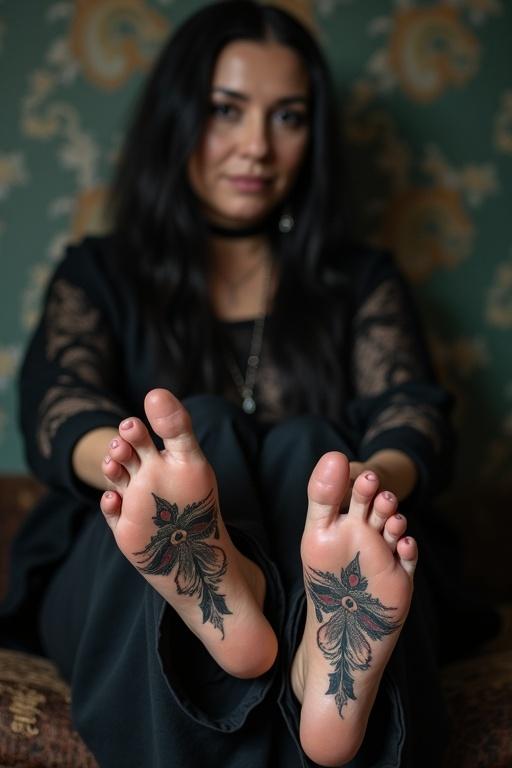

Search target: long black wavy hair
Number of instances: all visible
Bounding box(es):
[109,0,351,417]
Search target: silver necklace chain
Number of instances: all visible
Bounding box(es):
[223,263,273,415]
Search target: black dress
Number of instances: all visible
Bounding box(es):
[0,236,453,767]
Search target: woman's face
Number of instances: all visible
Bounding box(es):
[188,40,310,228]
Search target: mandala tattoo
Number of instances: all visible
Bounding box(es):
[134,489,231,637]
[305,552,401,717]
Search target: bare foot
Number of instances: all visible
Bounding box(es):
[292,452,417,767]
[100,388,277,679]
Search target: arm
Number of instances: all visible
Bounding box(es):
[19,239,129,498]
[347,251,453,503]
[348,450,418,502]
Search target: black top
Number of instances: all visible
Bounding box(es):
[19,235,452,503]
[1,236,454,767]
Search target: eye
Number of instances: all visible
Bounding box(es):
[209,102,239,121]
[274,108,308,129]
[341,596,358,613]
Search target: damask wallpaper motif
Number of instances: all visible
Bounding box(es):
[0,0,511,595]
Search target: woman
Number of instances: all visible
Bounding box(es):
[2,2,452,766]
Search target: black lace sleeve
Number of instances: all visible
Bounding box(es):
[19,240,129,499]
[347,251,453,496]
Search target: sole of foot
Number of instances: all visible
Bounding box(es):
[292,451,417,767]
[100,388,277,679]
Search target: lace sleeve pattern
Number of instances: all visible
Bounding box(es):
[36,278,125,459]
[19,245,128,494]
[349,256,453,494]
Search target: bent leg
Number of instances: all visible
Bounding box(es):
[293,452,416,766]
[100,389,277,678]
[39,510,284,768]
[260,415,444,766]
[39,393,288,767]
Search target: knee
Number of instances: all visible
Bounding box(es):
[183,394,240,428]
[269,414,331,441]
[266,414,351,454]
[183,395,255,447]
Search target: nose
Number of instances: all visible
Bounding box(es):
[239,111,270,160]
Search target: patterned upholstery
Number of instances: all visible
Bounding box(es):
[0,476,97,766]
[442,648,512,768]
[0,649,97,768]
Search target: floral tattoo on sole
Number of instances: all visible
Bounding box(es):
[134,489,231,637]
[305,552,401,717]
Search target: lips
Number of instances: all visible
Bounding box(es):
[226,175,272,193]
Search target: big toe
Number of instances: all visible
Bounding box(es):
[305,451,350,528]
[144,388,201,456]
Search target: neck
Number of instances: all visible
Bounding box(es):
[208,235,275,321]
[209,232,270,277]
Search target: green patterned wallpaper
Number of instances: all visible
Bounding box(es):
[1,0,511,595]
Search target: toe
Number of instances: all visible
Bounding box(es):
[368,490,397,531]
[109,436,140,475]
[383,513,407,551]
[102,455,130,489]
[119,417,158,459]
[101,490,122,531]
[396,536,418,579]
[144,388,202,458]
[347,470,380,520]
[305,452,350,527]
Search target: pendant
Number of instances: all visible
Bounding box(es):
[242,396,256,414]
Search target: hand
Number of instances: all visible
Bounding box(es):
[343,450,418,506]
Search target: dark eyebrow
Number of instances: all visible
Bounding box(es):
[212,87,309,107]
[212,87,249,101]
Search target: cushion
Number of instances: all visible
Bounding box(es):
[442,649,512,768]
[0,645,511,766]
[0,648,97,767]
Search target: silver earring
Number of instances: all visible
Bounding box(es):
[278,210,294,233]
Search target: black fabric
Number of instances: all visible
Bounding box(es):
[1,237,453,767]
[17,236,452,495]
[32,397,444,767]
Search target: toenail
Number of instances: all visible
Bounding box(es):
[104,491,112,498]
[364,471,377,482]
[104,455,111,464]
[110,439,119,449]
[403,537,411,545]
[383,491,395,502]
[395,513,403,519]
[121,419,134,430]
